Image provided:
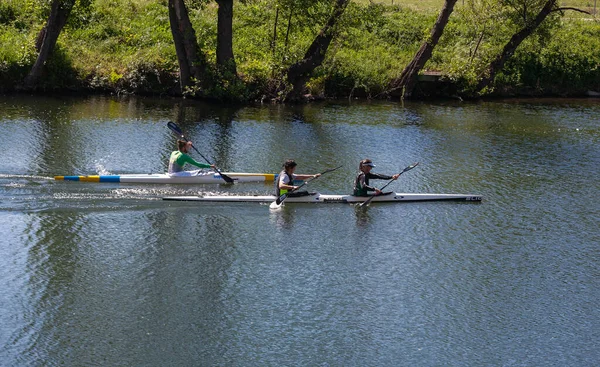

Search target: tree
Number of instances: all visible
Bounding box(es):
[168,0,210,95]
[476,0,590,93]
[215,0,237,76]
[23,0,76,89]
[389,0,458,100]
[285,0,350,102]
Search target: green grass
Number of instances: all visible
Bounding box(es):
[358,0,598,17]
[354,0,445,12]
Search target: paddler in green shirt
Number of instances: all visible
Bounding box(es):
[168,140,215,176]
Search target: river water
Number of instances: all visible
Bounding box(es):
[0,95,598,366]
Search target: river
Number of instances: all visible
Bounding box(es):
[0,94,598,366]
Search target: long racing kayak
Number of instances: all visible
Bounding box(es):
[54,171,276,184]
[162,192,483,203]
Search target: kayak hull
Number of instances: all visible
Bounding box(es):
[54,172,276,184]
[163,192,483,203]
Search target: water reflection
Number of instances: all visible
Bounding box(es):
[4,205,251,365]
[5,211,84,363]
[269,205,297,229]
[172,100,238,170]
[353,204,373,227]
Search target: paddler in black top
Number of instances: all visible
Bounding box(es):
[275,159,320,196]
[353,159,399,196]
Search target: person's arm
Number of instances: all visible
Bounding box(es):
[361,175,379,193]
[278,175,296,191]
[293,173,320,180]
[181,154,212,169]
[365,173,394,194]
[367,172,393,180]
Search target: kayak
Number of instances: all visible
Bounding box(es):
[54,171,276,184]
[162,192,483,203]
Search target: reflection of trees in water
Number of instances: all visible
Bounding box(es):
[173,100,239,171]
[169,101,349,176]
[16,96,79,175]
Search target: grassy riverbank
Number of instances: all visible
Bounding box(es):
[1,0,599,100]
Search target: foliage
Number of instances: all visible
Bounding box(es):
[0,27,35,89]
[438,0,597,96]
[441,0,516,89]
[0,0,38,88]
[320,3,427,97]
[0,2,17,25]
[0,0,598,99]
[498,20,600,94]
[38,43,82,90]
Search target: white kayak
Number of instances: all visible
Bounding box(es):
[163,192,483,203]
[54,171,276,184]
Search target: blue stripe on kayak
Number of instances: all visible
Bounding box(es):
[98,176,121,182]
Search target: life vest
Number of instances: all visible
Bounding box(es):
[353,172,368,196]
[168,151,184,173]
[275,170,294,196]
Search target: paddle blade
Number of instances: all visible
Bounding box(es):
[359,195,375,207]
[217,171,235,184]
[269,201,282,210]
[275,193,287,205]
[402,162,419,173]
[167,121,184,137]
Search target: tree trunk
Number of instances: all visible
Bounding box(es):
[284,5,294,50]
[271,6,279,57]
[168,0,209,94]
[476,0,557,93]
[285,0,350,102]
[391,0,458,99]
[216,0,237,75]
[23,0,75,88]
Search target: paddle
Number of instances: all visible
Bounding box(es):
[167,121,235,184]
[359,162,419,207]
[269,165,343,210]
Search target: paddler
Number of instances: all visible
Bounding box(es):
[168,139,215,176]
[353,159,399,196]
[275,159,321,197]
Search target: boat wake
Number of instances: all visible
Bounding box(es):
[0,174,54,181]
